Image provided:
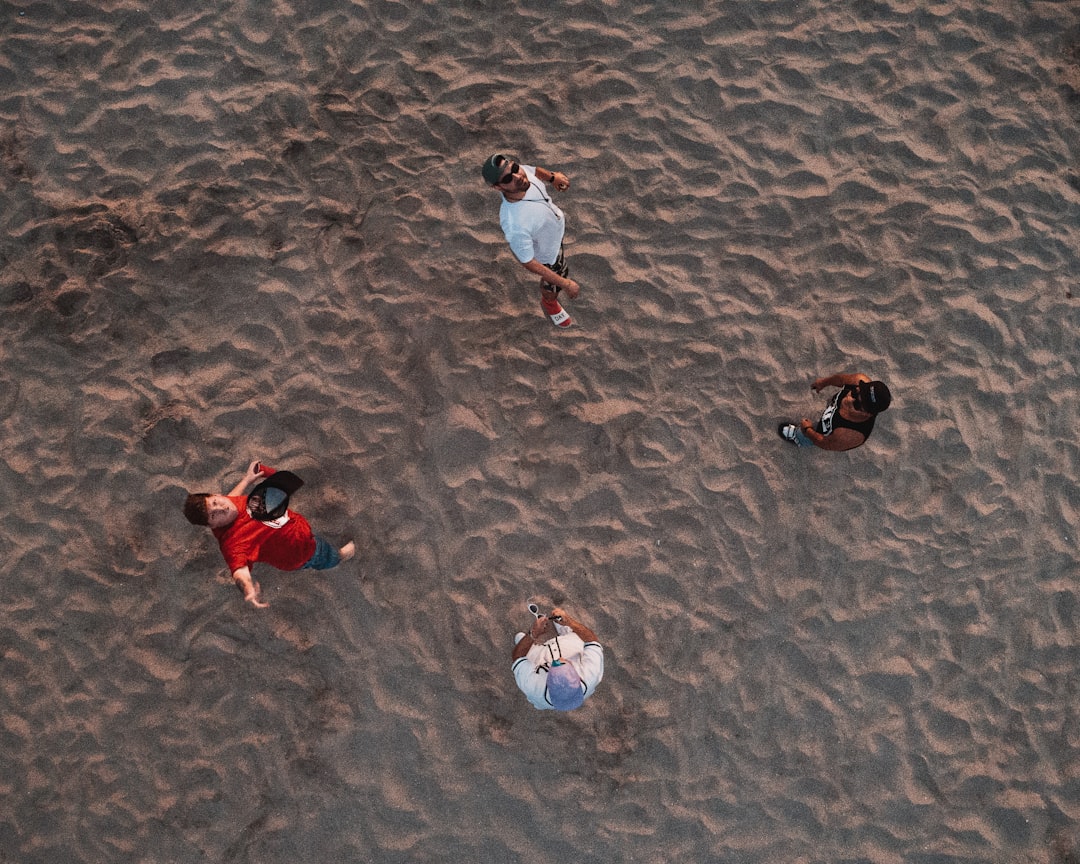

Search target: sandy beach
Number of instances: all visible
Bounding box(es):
[3,0,1080,861]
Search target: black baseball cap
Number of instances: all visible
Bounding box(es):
[482,153,513,184]
[248,470,304,521]
[856,380,892,414]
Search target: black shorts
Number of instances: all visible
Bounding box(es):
[541,247,569,293]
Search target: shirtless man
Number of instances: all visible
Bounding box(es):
[778,373,892,451]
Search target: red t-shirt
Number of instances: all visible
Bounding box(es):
[212,496,316,573]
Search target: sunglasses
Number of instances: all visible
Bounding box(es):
[498,161,520,185]
[527,602,562,623]
[850,387,866,412]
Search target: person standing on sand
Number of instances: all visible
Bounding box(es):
[778,372,892,451]
[182,460,355,608]
[482,153,581,328]
[512,606,604,711]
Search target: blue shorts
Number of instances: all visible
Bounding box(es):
[302,536,341,570]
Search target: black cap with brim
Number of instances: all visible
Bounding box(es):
[248,470,304,521]
[857,380,892,414]
[482,153,510,184]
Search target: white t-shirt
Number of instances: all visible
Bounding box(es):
[499,165,566,266]
[512,624,604,711]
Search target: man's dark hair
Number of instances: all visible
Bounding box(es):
[183,493,211,526]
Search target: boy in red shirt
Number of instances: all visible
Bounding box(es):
[183,460,355,608]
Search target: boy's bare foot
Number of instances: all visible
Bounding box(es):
[339,541,356,562]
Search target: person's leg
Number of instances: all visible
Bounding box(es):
[539,247,572,326]
[539,247,569,295]
[777,422,812,446]
[302,535,354,570]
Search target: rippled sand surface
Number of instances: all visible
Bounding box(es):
[3,1,1080,862]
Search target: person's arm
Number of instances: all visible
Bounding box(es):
[578,642,605,691]
[512,614,552,661]
[799,418,866,451]
[550,608,599,643]
[227,460,266,496]
[811,372,870,393]
[232,565,268,608]
[534,167,570,192]
[519,258,580,298]
[512,647,551,710]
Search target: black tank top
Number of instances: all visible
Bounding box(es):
[815,385,876,438]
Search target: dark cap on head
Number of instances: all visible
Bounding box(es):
[482,153,511,184]
[856,380,892,414]
[248,470,304,521]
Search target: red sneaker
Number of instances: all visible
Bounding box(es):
[540,297,572,328]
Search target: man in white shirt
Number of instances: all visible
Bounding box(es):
[512,607,604,711]
[482,153,581,327]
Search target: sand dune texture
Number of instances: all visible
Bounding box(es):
[3,0,1080,862]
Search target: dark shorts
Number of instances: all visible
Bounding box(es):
[302,535,341,570]
[541,246,569,294]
